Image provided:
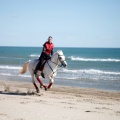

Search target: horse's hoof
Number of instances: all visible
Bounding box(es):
[36,93,41,96]
[36,89,40,93]
[40,85,43,89]
[45,87,48,91]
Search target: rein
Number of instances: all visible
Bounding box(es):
[47,54,64,74]
[46,58,58,74]
[49,59,58,65]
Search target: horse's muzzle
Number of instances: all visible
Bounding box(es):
[62,61,67,67]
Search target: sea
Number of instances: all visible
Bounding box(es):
[0,46,120,91]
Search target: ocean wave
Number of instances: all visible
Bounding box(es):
[55,76,100,81]
[0,56,24,60]
[0,65,22,70]
[0,73,16,76]
[62,69,120,75]
[55,76,78,80]
[0,73,30,78]
[29,54,39,57]
[18,74,31,78]
[68,56,120,62]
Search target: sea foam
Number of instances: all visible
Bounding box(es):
[0,65,22,70]
[69,56,120,62]
[62,69,120,75]
[29,54,39,57]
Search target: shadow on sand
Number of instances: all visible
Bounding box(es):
[0,91,27,96]
[0,91,41,96]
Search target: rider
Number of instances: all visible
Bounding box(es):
[34,36,54,74]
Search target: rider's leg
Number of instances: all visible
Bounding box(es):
[34,61,41,74]
[34,52,51,74]
[34,55,44,74]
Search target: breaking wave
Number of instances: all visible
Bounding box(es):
[0,65,22,70]
[29,54,39,57]
[0,73,30,78]
[68,56,120,62]
[61,69,120,75]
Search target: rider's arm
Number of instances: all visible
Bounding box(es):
[51,49,54,56]
[42,46,46,53]
[42,46,50,58]
[42,42,47,53]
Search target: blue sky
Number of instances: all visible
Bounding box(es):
[0,0,120,47]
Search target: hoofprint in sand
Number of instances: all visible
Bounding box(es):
[0,80,120,120]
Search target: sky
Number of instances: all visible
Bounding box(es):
[0,0,120,48]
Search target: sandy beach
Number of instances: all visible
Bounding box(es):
[0,80,120,120]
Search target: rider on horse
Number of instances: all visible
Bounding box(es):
[34,36,54,75]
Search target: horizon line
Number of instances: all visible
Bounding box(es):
[0,45,120,49]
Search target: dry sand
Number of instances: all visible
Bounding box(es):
[0,80,120,120]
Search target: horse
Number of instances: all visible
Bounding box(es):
[20,50,67,93]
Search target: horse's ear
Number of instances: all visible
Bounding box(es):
[57,50,60,54]
[57,50,63,56]
[57,50,60,52]
[57,50,62,53]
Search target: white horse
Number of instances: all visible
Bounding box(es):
[20,50,67,93]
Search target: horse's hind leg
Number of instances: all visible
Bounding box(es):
[33,83,39,93]
[32,74,39,93]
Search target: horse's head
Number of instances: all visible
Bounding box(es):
[57,50,67,67]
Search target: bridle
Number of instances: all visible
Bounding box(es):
[50,54,65,65]
[46,54,66,74]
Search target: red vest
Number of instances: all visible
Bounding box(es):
[43,42,54,55]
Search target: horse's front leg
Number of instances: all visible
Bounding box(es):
[35,74,47,90]
[47,77,54,89]
[48,82,53,89]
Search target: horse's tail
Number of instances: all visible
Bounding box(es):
[20,61,29,74]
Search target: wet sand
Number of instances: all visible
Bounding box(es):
[0,80,120,120]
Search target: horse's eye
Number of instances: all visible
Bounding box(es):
[59,57,62,60]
